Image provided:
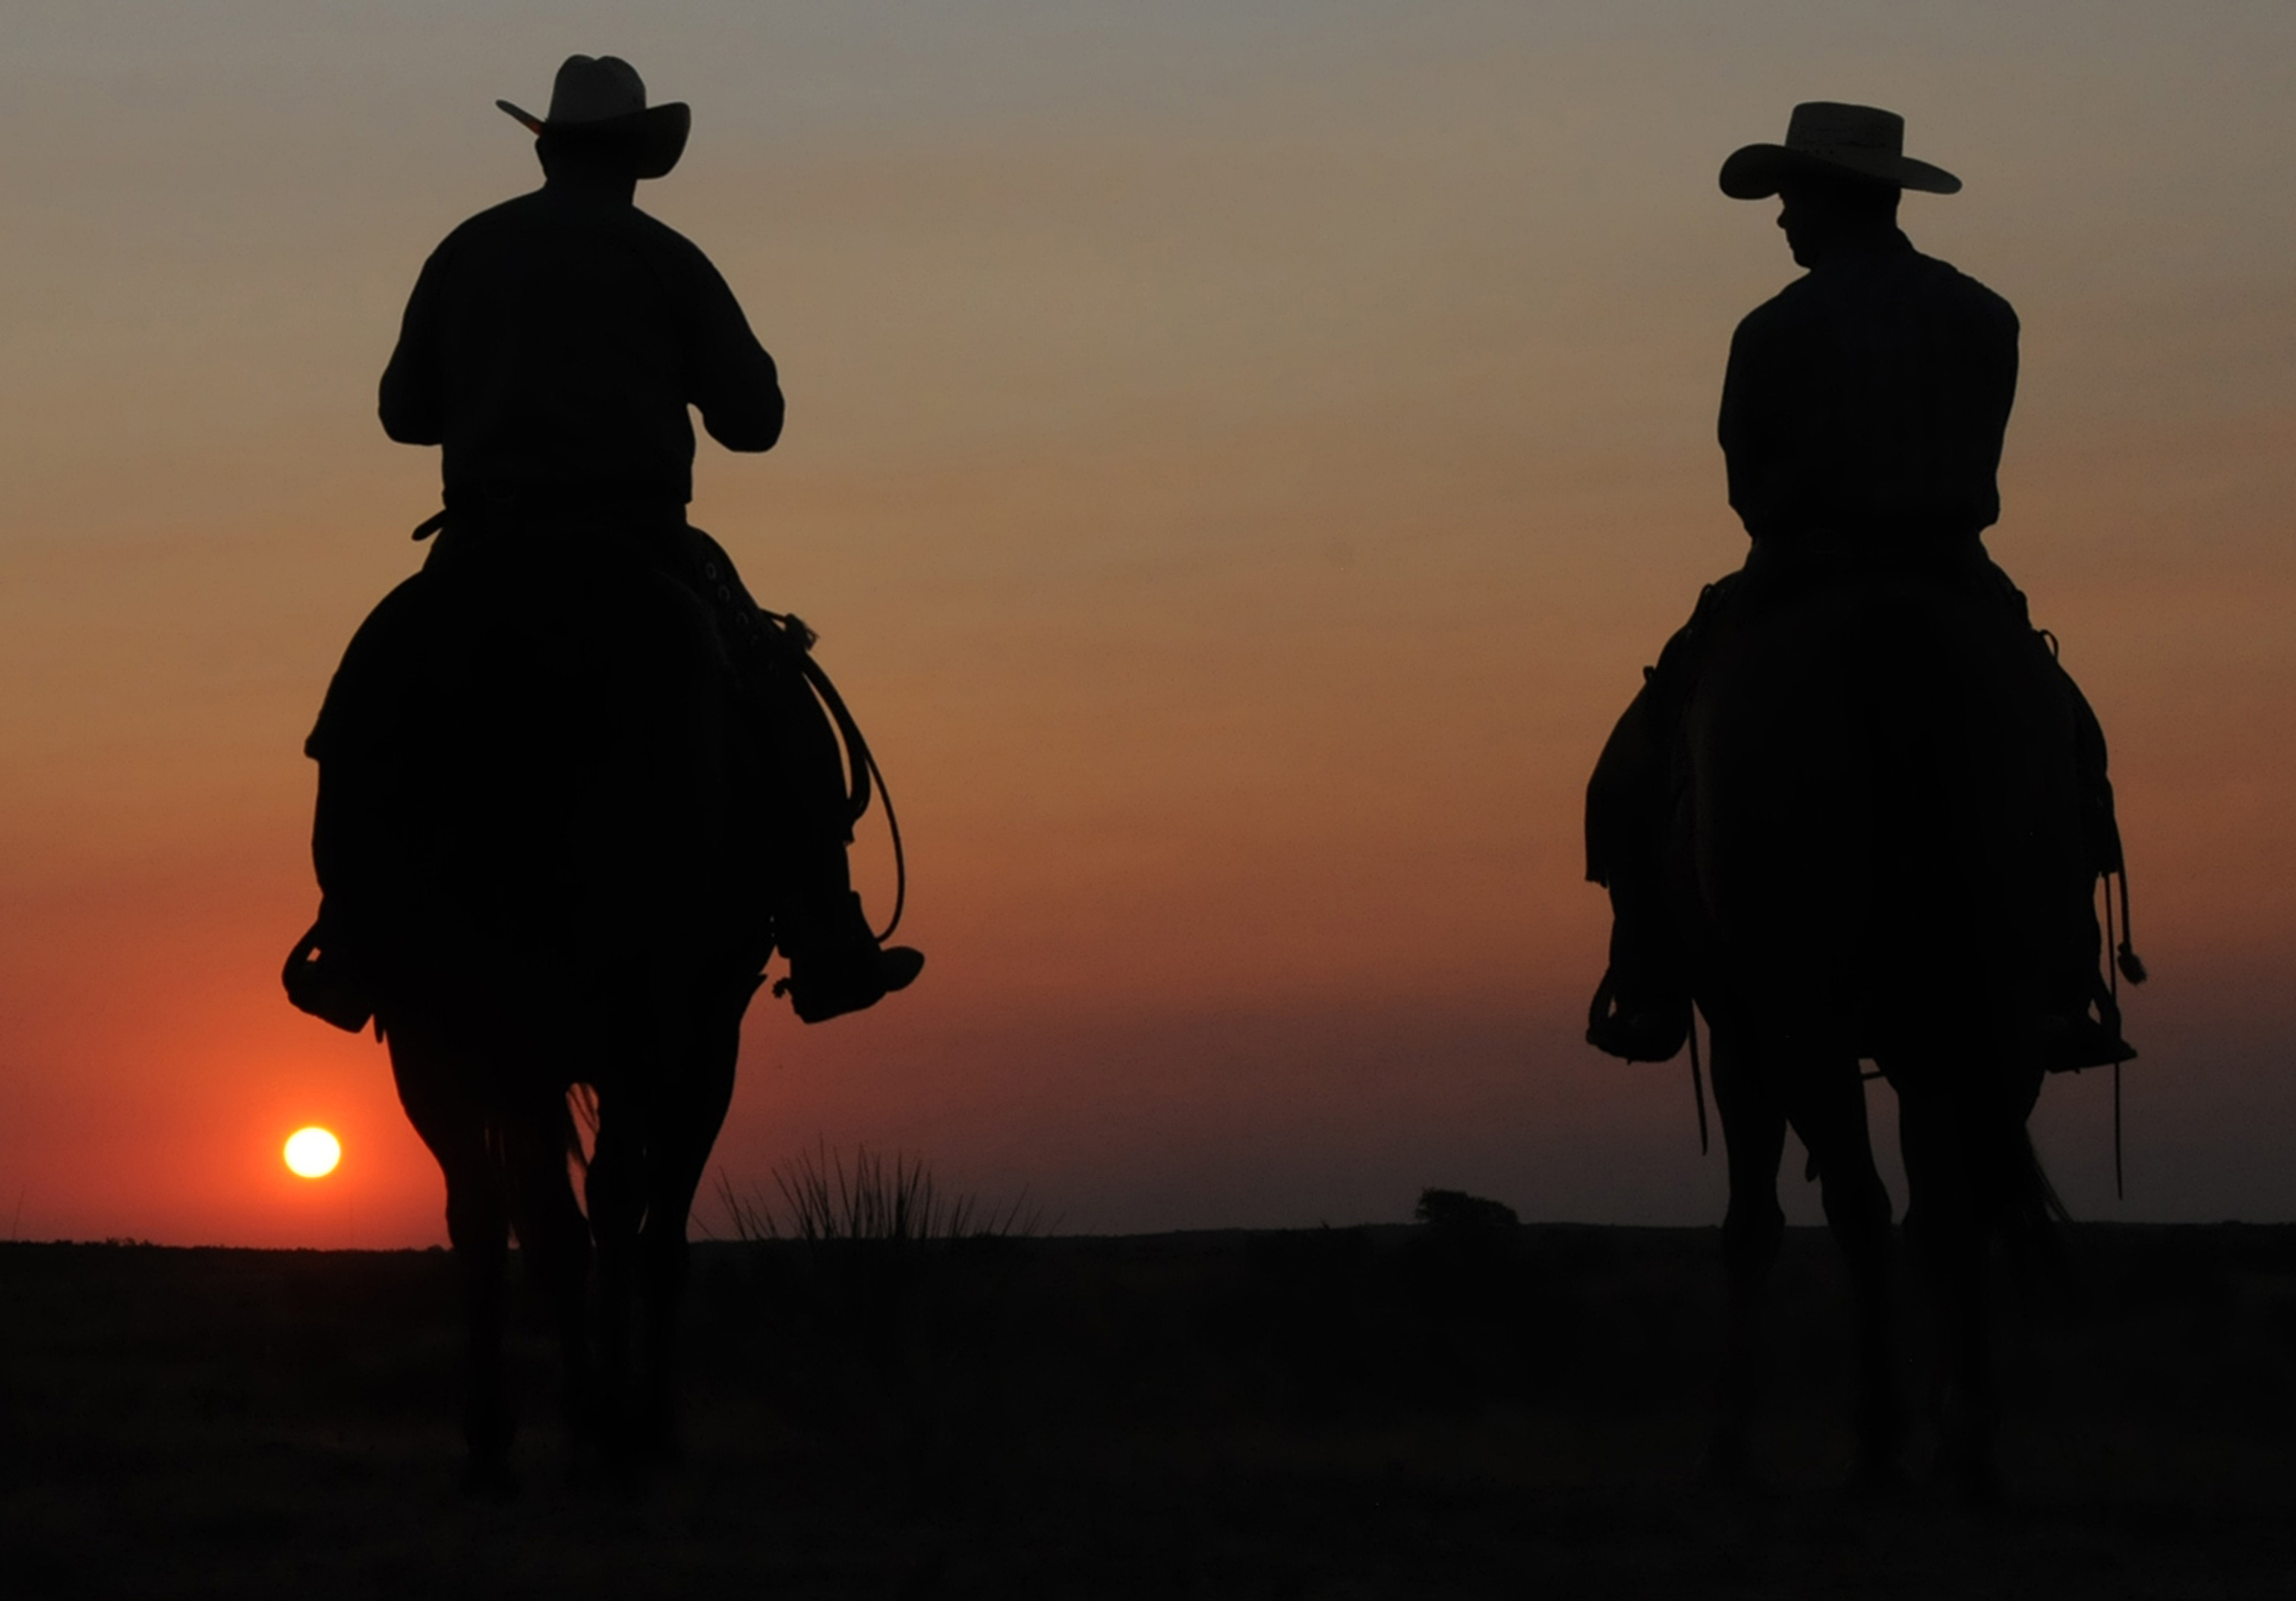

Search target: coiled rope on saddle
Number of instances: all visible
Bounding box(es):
[740,601,910,943]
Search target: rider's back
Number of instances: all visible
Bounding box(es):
[378,185,782,511]
[1720,233,2017,554]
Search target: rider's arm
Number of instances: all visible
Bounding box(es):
[683,252,784,453]
[1717,300,1792,541]
[378,247,449,446]
[1972,296,2019,469]
[1937,284,2019,534]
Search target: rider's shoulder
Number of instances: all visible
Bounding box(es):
[1739,248,2017,336]
[1910,251,2019,332]
[437,189,695,246]
[440,188,553,241]
[422,191,723,282]
[1730,278,1806,351]
[623,206,721,266]
[415,190,551,270]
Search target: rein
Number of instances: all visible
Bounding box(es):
[1687,1010,1710,1156]
[2103,864,2145,1200]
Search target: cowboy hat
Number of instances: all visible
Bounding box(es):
[497,55,689,180]
[1719,102,1960,199]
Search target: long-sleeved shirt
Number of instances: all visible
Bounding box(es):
[1719,229,2017,549]
[379,182,784,510]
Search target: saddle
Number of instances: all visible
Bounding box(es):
[283,510,921,1034]
[1585,551,2142,1072]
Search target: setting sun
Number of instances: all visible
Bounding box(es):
[283,1127,341,1180]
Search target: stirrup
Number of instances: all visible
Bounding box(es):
[774,943,924,1025]
[2036,1012,2137,1075]
[2036,970,2137,1075]
[771,892,924,1024]
[1585,971,1689,1063]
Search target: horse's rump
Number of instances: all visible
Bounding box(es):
[1679,560,2088,1066]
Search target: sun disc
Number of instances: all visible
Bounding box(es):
[284,1126,341,1179]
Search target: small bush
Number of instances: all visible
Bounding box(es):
[1414,1189,1520,1234]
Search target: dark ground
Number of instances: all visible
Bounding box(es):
[1,1222,2291,1599]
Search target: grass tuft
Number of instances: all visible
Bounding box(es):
[717,1143,1036,1246]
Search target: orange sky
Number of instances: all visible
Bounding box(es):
[2,3,2291,1244]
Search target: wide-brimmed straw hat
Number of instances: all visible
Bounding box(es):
[497,55,689,180]
[1719,102,1960,199]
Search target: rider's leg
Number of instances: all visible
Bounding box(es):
[1975,554,2137,1074]
[732,624,922,1024]
[1585,579,1745,1062]
[1585,680,1692,1060]
[678,526,920,1024]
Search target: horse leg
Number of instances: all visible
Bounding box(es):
[500,1102,597,1451]
[632,996,742,1460]
[1896,1076,2003,1506]
[584,1092,648,1469]
[448,1172,518,1493]
[1782,1059,1903,1488]
[386,1027,517,1492]
[1705,1022,1787,1483]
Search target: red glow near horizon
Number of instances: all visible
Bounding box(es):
[0,8,2292,1243]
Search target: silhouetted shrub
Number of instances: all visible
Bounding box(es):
[721,1142,1035,1245]
[1414,1189,1519,1236]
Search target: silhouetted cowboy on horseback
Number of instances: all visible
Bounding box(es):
[1584,104,2146,1499]
[282,55,920,1484]
[1585,101,2137,1075]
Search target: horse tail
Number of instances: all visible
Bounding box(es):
[563,1083,598,1176]
[492,1091,591,1252]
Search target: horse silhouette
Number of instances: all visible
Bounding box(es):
[303,514,775,1490]
[1677,548,2086,1500]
